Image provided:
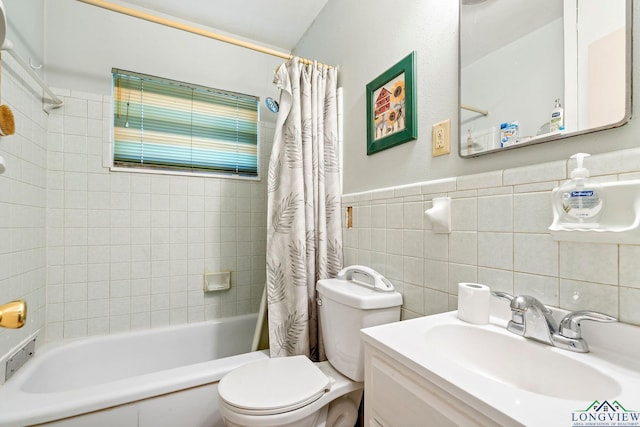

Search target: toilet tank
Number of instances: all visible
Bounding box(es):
[317,266,402,382]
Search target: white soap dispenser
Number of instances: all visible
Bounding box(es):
[555,153,604,227]
[550,98,564,133]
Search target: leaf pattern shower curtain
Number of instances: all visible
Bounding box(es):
[267,58,342,360]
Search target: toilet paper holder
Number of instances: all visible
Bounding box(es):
[425,197,451,233]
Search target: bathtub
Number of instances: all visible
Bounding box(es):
[0,314,269,427]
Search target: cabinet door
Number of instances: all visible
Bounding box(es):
[365,348,500,427]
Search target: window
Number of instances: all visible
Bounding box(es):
[112,69,259,178]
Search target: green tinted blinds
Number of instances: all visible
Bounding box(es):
[112,69,259,177]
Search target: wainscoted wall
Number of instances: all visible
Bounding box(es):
[343,148,640,325]
[45,89,271,342]
[0,54,48,364]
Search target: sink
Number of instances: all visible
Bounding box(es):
[424,323,621,400]
[361,309,640,426]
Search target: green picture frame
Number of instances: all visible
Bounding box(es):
[366,51,417,155]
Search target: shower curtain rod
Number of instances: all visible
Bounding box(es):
[77,0,334,69]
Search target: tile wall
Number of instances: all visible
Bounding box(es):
[343,149,640,325]
[0,54,48,366]
[45,89,271,342]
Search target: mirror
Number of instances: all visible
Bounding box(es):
[459,0,632,157]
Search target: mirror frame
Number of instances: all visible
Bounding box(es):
[458,0,633,158]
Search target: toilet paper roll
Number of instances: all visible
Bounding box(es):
[457,282,491,324]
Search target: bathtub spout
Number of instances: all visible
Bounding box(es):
[0,299,27,328]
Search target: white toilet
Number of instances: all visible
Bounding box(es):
[218,266,402,427]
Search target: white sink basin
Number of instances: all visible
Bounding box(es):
[424,323,621,400]
[361,309,640,426]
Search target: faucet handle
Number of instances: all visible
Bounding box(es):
[559,310,616,339]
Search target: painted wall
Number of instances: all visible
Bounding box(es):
[294,0,640,326]
[295,0,639,194]
[43,0,284,121]
[3,0,45,75]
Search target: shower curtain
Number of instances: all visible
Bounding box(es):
[266,58,342,361]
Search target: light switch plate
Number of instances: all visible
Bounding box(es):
[432,120,451,157]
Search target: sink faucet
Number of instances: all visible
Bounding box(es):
[491,292,616,352]
[552,311,616,352]
[492,292,558,345]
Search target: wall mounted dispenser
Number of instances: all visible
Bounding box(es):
[549,179,640,244]
[425,197,451,233]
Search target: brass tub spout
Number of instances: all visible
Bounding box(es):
[0,300,27,329]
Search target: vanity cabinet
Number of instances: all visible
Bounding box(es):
[363,344,500,427]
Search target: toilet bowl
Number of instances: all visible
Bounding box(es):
[218,357,361,427]
[218,265,402,427]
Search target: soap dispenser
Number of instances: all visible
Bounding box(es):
[554,153,604,227]
[550,98,564,133]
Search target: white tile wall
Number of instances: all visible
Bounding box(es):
[343,148,640,325]
[0,54,48,366]
[44,89,271,343]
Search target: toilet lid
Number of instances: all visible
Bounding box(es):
[218,355,331,416]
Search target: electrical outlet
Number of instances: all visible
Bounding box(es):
[432,120,451,157]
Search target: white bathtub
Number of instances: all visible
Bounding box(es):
[0,314,269,427]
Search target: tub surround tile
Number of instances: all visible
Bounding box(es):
[450,197,477,231]
[478,194,513,232]
[559,242,618,285]
[424,288,449,316]
[395,183,423,197]
[425,259,449,292]
[478,268,514,295]
[425,232,449,262]
[514,233,558,277]
[36,91,271,344]
[342,150,640,328]
[457,170,503,190]
[620,245,640,288]
[578,148,640,177]
[514,192,553,233]
[620,287,640,325]
[449,231,477,265]
[448,263,478,295]
[559,279,618,317]
[403,201,425,230]
[478,232,513,270]
[504,160,566,185]
[477,186,513,197]
[513,273,559,307]
[421,177,457,195]
[403,256,424,286]
[514,181,560,194]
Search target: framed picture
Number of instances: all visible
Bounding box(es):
[366,51,417,155]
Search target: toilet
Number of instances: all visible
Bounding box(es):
[217,265,402,427]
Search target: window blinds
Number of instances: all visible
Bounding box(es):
[112,69,259,177]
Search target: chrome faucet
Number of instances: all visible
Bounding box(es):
[552,311,616,352]
[491,292,616,353]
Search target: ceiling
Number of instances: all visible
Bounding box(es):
[120,0,329,52]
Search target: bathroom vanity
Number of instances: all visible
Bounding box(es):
[361,306,640,426]
[363,343,506,426]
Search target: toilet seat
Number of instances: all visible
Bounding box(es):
[218,355,331,416]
